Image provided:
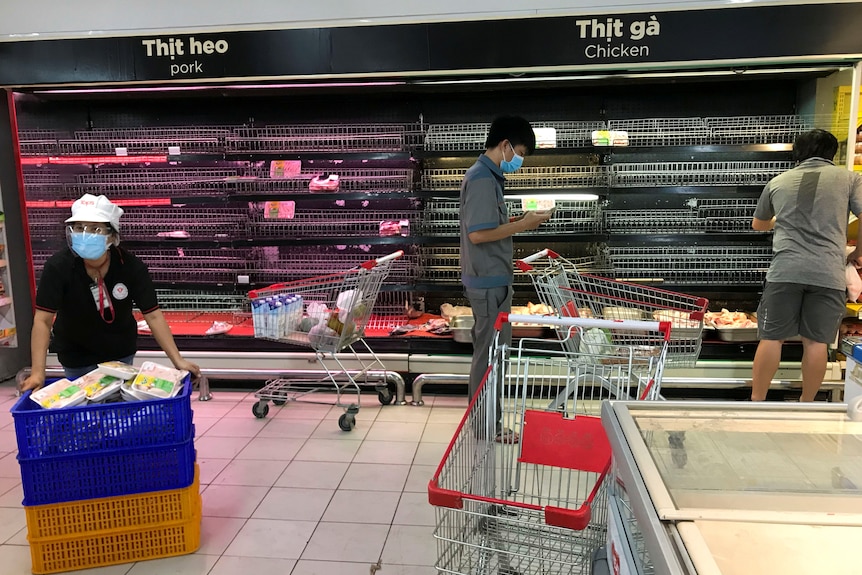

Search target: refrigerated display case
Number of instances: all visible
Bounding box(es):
[601,400,862,575]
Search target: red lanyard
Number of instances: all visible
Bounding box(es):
[97,277,115,324]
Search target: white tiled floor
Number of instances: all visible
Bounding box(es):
[0,384,465,575]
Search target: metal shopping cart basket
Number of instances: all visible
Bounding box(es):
[247,250,402,431]
[428,314,670,575]
[518,249,708,366]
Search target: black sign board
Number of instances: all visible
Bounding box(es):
[1,3,861,86]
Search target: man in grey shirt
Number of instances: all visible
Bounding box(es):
[752,128,862,401]
[461,116,550,442]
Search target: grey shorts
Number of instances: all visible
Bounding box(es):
[757,282,845,343]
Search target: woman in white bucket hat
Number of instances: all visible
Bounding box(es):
[20,194,201,390]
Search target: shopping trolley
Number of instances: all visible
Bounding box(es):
[428,314,670,575]
[518,248,708,366]
[247,250,402,431]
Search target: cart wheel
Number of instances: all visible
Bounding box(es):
[272,399,286,406]
[377,389,394,405]
[252,401,270,419]
[338,413,356,432]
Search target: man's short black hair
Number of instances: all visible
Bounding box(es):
[792,129,838,162]
[485,116,536,155]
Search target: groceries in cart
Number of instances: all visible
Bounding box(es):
[29,360,190,409]
[74,370,124,403]
[246,251,403,428]
[129,361,188,399]
[30,378,87,409]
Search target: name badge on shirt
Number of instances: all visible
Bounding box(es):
[90,283,111,309]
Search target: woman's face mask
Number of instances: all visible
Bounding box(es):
[70,232,109,260]
[500,142,524,173]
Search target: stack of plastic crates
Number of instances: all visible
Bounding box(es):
[429,314,670,575]
[9,376,199,574]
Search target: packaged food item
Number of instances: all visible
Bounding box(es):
[130,361,188,399]
[97,361,139,380]
[30,379,86,409]
[74,370,124,402]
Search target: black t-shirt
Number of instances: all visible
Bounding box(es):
[35,246,159,368]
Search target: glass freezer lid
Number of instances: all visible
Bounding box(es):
[615,403,862,523]
[676,520,862,575]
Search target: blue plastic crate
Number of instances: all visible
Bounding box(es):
[12,376,192,459]
[18,431,196,506]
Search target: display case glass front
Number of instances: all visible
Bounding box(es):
[619,404,862,522]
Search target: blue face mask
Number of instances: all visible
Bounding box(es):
[500,143,524,173]
[70,233,109,260]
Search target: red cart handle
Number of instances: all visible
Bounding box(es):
[516,248,559,271]
[360,250,404,269]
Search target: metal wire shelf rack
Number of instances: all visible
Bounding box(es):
[607,117,712,146]
[121,207,250,241]
[423,121,607,151]
[704,115,813,144]
[366,290,418,332]
[227,123,425,152]
[17,130,64,156]
[253,248,419,285]
[242,167,416,194]
[25,209,68,241]
[607,245,772,285]
[58,127,234,155]
[419,199,602,236]
[154,289,249,312]
[606,197,761,234]
[696,197,761,232]
[610,161,792,187]
[135,247,253,284]
[421,166,608,190]
[418,246,560,287]
[249,207,421,238]
[21,171,73,199]
[70,168,241,197]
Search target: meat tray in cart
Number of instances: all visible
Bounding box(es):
[247,250,402,431]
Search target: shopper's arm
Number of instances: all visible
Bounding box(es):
[751,216,775,232]
[142,308,201,377]
[469,211,551,244]
[20,309,55,391]
[849,215,862,267]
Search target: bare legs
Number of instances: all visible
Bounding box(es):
[751,337,827,401]
[799,337,827,402]
[751,339,782,401]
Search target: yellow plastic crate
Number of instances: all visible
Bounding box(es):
[25,464,199,540]
[29,512,200,574]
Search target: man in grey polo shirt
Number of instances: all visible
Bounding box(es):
[752,128,862,401]
[461,116,551,442]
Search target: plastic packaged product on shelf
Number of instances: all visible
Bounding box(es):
[270,159,302,179]
[130,361,188,399]
[591,129,629,146]
[30,379,87,409]
[264,200,296,219]
[379,219,409,237]
[308,174,340,191]
[97,361,139,380]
